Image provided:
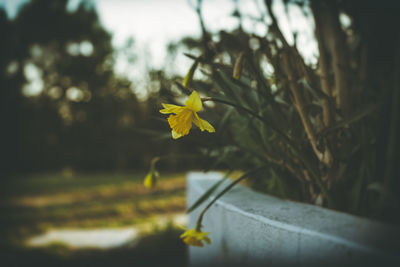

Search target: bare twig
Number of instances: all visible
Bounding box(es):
[282,51,333,168]
[194,0,214,61]
[311,0,334,127]
[320,0,351,118]
[264,0,290,48]
[264,0,314,85]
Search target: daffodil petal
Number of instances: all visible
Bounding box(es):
[172,130,182,139]
[143,172,154,189]
[185,91,202,112]
[180,228,211,247]
[167,109,194,136]
[180,232,188,238]
[183,236,203,247]
[160,104,185,114]
[193,113,215,133]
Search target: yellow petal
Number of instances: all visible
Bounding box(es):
[172,130,182,139]
[180,229,195,238]
[160,104,184,114]
[180,228,211,247]
[143,172,154,188]
[185,91,202,112]
[180,231,189,238]
[183,236,203,247]
[193,113,215,133]
[167,109,194,136]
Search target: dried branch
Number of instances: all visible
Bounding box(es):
[264,0,290,48]
[311,0,334,127]
[194,0,214,60]
[282,51,333,167]
[265,0,315,99]
[321,0,351,118]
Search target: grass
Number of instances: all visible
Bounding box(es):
[0,171,188,267]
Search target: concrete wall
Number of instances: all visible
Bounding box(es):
[187,172,400,267]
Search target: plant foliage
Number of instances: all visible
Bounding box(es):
[156,0,400,224]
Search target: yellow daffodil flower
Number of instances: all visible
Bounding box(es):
[143,169,159,189]
[143,157,160,189]
[160,91,215,139]
[180,228,211,247]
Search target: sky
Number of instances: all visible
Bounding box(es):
[92,0,316,71]
[0,0,317,98]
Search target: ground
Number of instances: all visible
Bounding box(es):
[0,171,188,267]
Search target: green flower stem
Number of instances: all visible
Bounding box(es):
[196,166,266,229]
[147,153,202,176]
[202,97,291,143]
[150,156,160,169]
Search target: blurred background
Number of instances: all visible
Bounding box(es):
[0,0,215,266]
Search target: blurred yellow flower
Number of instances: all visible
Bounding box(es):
[180,228,211,247]
[160,91,215,139]
[143,169,159,189]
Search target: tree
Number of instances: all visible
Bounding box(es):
[1,0,145,173]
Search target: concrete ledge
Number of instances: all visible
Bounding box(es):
[187,172,400,267]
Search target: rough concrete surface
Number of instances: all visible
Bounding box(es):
[187,172,400,267]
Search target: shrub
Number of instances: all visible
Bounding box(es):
[150,0,400,231]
